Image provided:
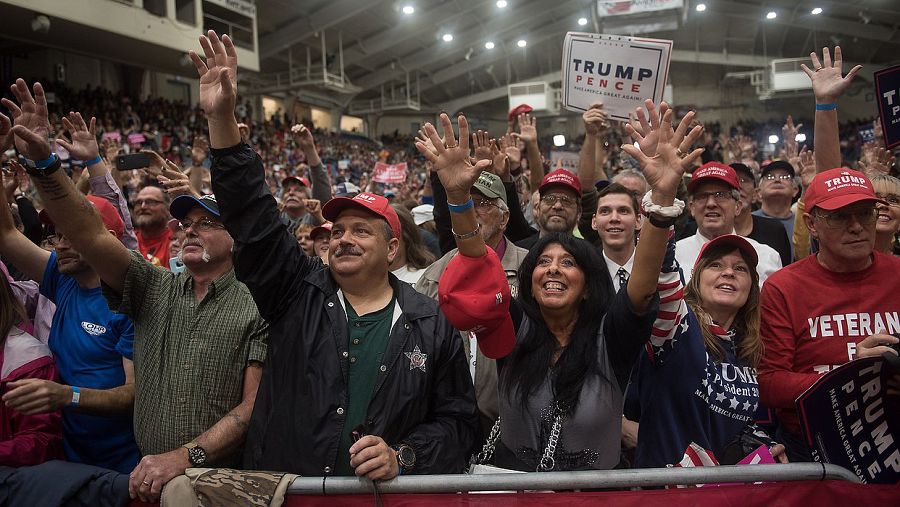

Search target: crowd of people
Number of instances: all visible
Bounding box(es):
[0,31,897,504]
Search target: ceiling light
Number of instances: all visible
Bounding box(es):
[768,134,779,144]
[517,39,527,48]
[696,3,706,12]
[766,11,777,20]
[484,41,495,49]
[496,0,508,8]
[578,17,588,26]
[401,5,414,15]
[811,7,822,15]
[553,135,566,147]
[795,133,807,142]
[442,33,453,42]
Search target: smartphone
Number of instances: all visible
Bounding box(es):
[116,153,150,171]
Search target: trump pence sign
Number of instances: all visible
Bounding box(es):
[561,32,672,121]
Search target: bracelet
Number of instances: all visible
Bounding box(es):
[70,386,81,407]
[447,199,474,213]
[815,103,837,111]
[85,155,103,166]
[641,191,685,218]
[34,154,58,169]
[647,213,677,229]
[452,222,481,240]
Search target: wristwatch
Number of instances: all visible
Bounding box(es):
[22,154,61,178]
[183,442,208,467]
[392,444,416,473]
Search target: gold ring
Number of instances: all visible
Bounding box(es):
[142,480,151,486]
[676,148,685,157]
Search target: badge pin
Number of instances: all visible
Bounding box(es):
[405,345,428,372]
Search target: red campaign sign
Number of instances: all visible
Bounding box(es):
[372,162,408,184]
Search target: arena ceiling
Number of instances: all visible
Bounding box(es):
[245,0,900,113]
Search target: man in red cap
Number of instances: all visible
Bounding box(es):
[190,30,476,481]
[758,168,900,461]
[278,124,332,234]
[515,168,584,250]
[676,162,782,284]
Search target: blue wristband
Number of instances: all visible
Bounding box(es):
[447,199,474,213]
[815,103,837,111]
[85,155,103,166]
[34,154,59,169]
[70,386,81,407]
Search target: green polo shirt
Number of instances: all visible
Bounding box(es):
[335,297,395,476]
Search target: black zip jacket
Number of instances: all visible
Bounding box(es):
[210,143,478,475]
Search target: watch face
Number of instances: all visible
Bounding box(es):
[188,446,207,466]
[398,446,415,467]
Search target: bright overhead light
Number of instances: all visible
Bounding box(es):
[517,39,527,48]
[401,5,414,15]
[553,135,566,147]
[696,3,706,12]
[795,133,807,142]
[811,7,822,15]
[766,11,777,19]
[577,17,588,26]
[768,134,779,144]
[484,41,495,49]
[442,33,453,42]
[496,0,508,8]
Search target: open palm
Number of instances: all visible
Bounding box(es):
[801,47,862,103]
[189,31,238,119]
[415,113,490,199]
[1,79,51,159]
[623,109,702,199]
[56,112,99,161]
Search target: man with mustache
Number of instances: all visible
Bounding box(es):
[515,169,584,251]
[192,31,476,480]
[279,124,331,234]
[3,79,268,502]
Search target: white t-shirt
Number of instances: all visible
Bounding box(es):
[392,264,426,285]
[675,230,783,286]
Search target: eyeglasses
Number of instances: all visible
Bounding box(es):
[540,193,577,208]
[876,193,900,208]
[179,217,226,232]
[762,173,793,181]
[692,191,735,203]
[813,207,878,229]
[45,234,65,246]
[473,197,502,212]
[134,198,165,207]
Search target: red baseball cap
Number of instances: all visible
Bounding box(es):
[694,234,758,271]
[688,162,741,193]
[539,169,582,197]
[322,192,402,239]
[40,195,125,240]
[310,222,333,241]
[804,168,886,211]
[282,175,310,188]
[508,103,533,122]
[438,250,515,359]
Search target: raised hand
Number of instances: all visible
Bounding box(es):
[622,108,703,203]
[188,31,238,120]
[102,138,122,163]
[797,146,816,188]
[2,79,52,160]
[415,113,491,202]
[625,99,669,158]
[499,132,521,168]
[56,112,100,161]
[306,198,323,222]
[472,130,495,165]
[858,142,894,176]
[782,116,802,155]
[491,140,510,180]
[191,137,209,165]
[139,150,171,179]
[514,113,538,145]
[2,166,20,204]
[583,102,609,137]
[0,113,13,152]
[801,46,862,103]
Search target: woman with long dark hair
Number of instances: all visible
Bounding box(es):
[419,110,700,471]
[389,204,436,284]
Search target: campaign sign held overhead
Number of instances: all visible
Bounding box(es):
[875,64,900,149]
[372,162,408,184]
[796,355,900,484]
[561,32,672,121]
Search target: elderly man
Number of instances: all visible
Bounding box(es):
[4,79,267,502]
[759,45,900,462]
[515,169,583,250]
[676,162,782,284]
[279,124,332,234]
[192,31,476,479]
[416,171,528,432]
[754,160,799,260]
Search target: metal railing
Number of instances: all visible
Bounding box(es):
[287,463,859,495]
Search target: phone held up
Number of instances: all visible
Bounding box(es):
[116,153,150,171]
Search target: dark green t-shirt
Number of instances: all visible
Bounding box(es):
[335,297,395,476]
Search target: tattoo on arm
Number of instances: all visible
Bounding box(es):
[229,412,248,430]
[33,177,69,201]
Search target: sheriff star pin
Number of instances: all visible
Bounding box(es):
[405,345,427,372]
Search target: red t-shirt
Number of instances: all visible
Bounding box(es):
[758,251,900,435]
[135,228,172,269]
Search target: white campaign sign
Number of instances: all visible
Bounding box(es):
[561,32,672,122]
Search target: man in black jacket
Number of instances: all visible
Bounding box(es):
[189,31,477,480]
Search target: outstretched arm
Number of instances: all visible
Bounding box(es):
[801,46,862,171]
[3,80,130,292]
